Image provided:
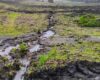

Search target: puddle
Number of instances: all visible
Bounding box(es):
[0,45,19,59]
[41,30,55,39]
[29,44,42,53]
[0,45,19,56]
[14,59,30,80]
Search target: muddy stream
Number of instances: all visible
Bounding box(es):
[0,12,100,80]
[0,12,55,80]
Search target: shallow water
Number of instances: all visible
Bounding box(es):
[41,30,55,39]
[14,59,30,80]
[0,45,19,57]
[29,44,42,52]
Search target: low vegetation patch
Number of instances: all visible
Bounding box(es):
[0,56,21,80]
[10,42,28,58]
[0,10,47,37]
[26,47,67,76]
[78,14,100,27]
[54,13,100,37]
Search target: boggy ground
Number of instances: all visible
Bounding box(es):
[0,9,48,37]
[24,13,100,80]
[0,2,100,80]
[25,61,100,80]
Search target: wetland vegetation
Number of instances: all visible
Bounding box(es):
[0,0,100,80]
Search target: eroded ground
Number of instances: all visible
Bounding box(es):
[0,2,100,80]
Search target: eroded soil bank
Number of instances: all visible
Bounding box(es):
[25,61,100,80]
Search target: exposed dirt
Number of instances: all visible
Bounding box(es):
[25,61,100,80]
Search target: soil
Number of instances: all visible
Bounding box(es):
[25,61,100,80]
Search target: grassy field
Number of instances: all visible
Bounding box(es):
[0,9,48,37]
[0,1,100,79]
[54,13,100,37]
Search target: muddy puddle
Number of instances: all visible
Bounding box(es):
[40,30,55,39]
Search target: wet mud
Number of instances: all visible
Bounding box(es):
[25,61,100,80]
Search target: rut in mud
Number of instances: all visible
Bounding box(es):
[25,61,100,80]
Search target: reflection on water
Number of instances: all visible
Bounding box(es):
[29,44,41,52]
[14,59,30,80]
[41,30,55,39]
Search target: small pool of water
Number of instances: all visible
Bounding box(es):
[0,45,19,56]
[29,44,42,53]
[14,59,30,80]
[41,30,55,39]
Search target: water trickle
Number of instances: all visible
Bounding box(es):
[0,45,19,59]
[0,45,18,56]
[14,59,30,80]
[29,44,41,53]
[41,30,55,39]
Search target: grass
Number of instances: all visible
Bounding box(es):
[26,40,100,76]
[0,10,48,37]
[54,13,100,37]
[27,47,67,73]
[10,42,28,58]
[55,41,100,62]
[38,47,67,67]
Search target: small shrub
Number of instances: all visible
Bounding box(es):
[19,42,28,57]
[78,14,100,27]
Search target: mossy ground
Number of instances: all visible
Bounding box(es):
[0,3,48,36]
[54,13,100,37]
[26,41,100,76]
[0,9,48,37]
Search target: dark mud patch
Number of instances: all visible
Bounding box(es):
[0,32,38,46]
[25,61,100,80]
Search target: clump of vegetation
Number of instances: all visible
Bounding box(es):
[27,47,67,73]
[25,47,67,78]
[38,47,67,68]
[10,42,28,58]
[0,57,21,80]
[78,14,100,27]
[19,42,28,53]
[18,42,28,57]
